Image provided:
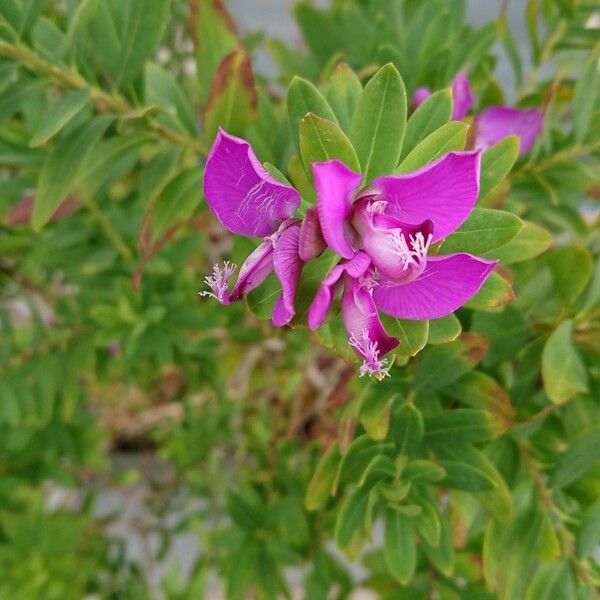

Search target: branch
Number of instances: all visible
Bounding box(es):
[0,39,208,156]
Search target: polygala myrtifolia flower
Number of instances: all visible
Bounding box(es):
[413,71,544,155]
[201,129,497,378]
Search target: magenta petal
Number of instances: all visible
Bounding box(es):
[411,86,432,112]
[313,160,362,259]
[229,240,274,301]
[451,71,474,120]
[203,129,300,237]
[298,206,326,261]
[342,278,399,377]
[372,150,481,242]
[373,253,497,320]
[475,107,543,155]
[307,251,371,330]
[272,225,302,326]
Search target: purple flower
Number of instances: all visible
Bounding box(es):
[412,71,474,120]
[412,73,543,155]
[474,106,543,155]
[201,129,303,326]
[307,154,497,377]
[200,130,496,379]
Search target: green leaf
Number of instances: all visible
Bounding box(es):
[390,403,423,457]
[577,500,600,559]
[113,0,170,89]
[196,0,239,105]
[299,113,360,172]
[547,245,593,307]
[413,500,441,547]
[573,45,600,143]
[542,320,589,404]
[148,166,203,242]
[471,306,530,366]
[305,441,341,511]
[465,271,515,312]
[294,3,343,65]
[445,371,514,432]
[0,380,20,426]
[245,273,280,320]
[427,314,461,345]
[29,89,90,147]
[401,89,453,160]
[421,512,455,576]
[425,409,495,445]
[478,135,519,201]
[64,0,101,52]
[360,393,396,441]
[550,426,600,488]
[350,63,407,181]
[336,434,394,487]
[359,455,396,487]
[139,146,183,205]
[525,561,572,600]
[384,508,416,585]
[287,76,337,156]
[334,484,373,551]
[486,221,551,264]
[414,335,488,394]
[0,78,47,123]
[145,63,197,136]
[441,208,524,255]
[203,49,257,144]
[379,317,429,357]
[79,132,151,198]
[293,249,340,321]
[32,115,113,230]
[324,62,362,134]
[396,121,468,173]
[401,460,446,484]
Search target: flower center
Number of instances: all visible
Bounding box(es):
[389,229,432,272]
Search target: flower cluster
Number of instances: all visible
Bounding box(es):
[201,76,542,377]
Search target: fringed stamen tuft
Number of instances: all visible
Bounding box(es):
[348,328,391,379]
[199,261,236,304]
[390,230,433,271]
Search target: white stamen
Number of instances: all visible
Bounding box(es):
[390,230,433,271]
[199,261,236,303]
[367,200,388,214]
[348,328,391,379]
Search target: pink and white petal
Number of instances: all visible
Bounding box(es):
[373,253,497,320]
[229,240,274,301]
[298,206,326,261]
[475,107,543,155]
[307,251,371,330]
[372,150,481,242]
[204,129,300,237]
[272,225,302,326]
[313,160,362,259]
[342,279,399,376]
[451,71,474,120]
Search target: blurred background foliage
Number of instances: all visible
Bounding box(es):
[0,0,599,598]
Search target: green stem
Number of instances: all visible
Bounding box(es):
[0,39,208,156]
[517,19,567,101]
[517,139,600,175]
[84,197,134,263]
